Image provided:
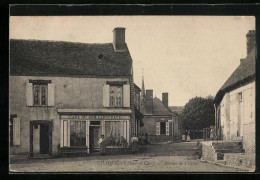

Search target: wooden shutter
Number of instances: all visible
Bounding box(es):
[166,122,169,135]
[26,83,33,106]
[48,83,55,106]
[63,120,68,147]
[60,120,64,147]
[123,84,130,107]
[103,84,110,107]
[13,118,20,145]
[156,122,160,135]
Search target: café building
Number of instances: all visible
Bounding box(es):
[9,27,136,157]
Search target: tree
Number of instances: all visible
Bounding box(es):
[180,96,215,131]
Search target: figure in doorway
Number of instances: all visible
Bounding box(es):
[99,135,106,156]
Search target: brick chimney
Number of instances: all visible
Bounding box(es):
[162,92,168,107]
[113,27,127,52]
[246,30,255,55]
[145,90,154,114]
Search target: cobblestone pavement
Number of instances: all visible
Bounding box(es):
[10,154,246,172]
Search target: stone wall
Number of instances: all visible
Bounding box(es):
[225,153,255,171]
[201,141,216,162]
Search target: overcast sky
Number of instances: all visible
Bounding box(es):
[10,16,255,106]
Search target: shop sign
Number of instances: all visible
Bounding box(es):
[61,115,129,120]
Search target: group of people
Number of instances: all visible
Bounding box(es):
[98,132,150,155]
[182,130,191,142]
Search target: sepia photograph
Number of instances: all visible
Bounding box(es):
[9,15,255,172]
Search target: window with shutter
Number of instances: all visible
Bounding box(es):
[110,86,123,107]
[166,122,169,135]
[13,118,21,145]
[27,80,53,106]
[156,122,160,135]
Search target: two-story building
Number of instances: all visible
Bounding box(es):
[9,27,136,158]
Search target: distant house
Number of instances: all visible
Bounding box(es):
[201,30,255,170]
[9,27,137,157]
[139,76,182,142]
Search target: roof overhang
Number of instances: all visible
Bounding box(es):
[214,75,255,104]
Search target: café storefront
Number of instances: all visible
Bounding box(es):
[58,109,131,154]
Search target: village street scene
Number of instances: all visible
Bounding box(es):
[9,16,255,172]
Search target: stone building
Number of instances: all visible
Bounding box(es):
[9,27,137,157]
[201,30,255,170]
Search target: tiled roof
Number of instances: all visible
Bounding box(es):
[214,48,255,103]
[153,97,172,116]
[10,39,132,77]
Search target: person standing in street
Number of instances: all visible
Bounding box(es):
[99,135,106,156]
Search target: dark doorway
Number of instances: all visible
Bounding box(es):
[89,126,101,153]
[30,120,52,157]
[40,124,49,154]
[160,122,166,135]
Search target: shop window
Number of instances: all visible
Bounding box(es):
[70,121,86,147]
[105,121,127,146]
[110,86,123,107]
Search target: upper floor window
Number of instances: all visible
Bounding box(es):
[110,86,123,107]
[26,80,54,107]
[33,84,48,106]
[103,82,130,108]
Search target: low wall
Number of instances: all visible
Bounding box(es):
[224,153,255,171]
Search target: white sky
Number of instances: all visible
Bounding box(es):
[10,16,255,106]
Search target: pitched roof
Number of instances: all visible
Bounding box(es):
[168,106,184,115]
[152,97,172,116]
[214,48,255,103]
[10,39,132,77]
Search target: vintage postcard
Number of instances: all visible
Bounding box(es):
[9,15,255,172]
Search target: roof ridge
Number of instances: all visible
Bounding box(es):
[10,38,113,45]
